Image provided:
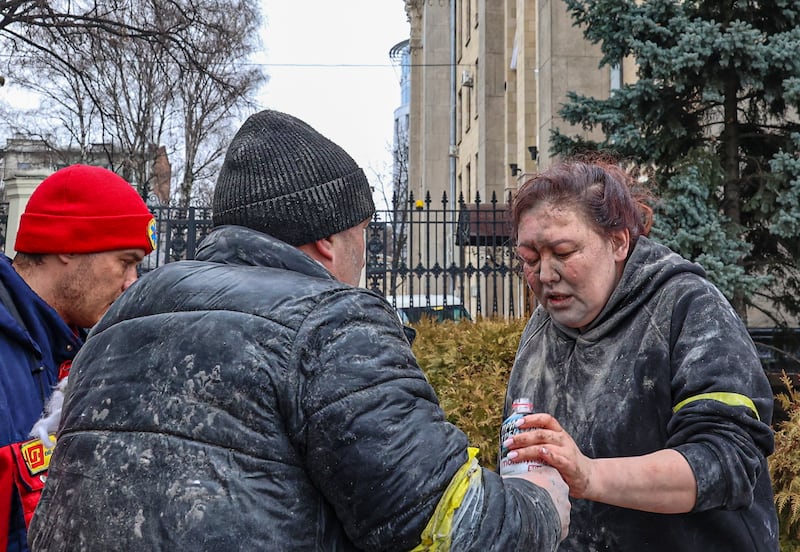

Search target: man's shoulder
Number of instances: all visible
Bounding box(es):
[116,260,362,326]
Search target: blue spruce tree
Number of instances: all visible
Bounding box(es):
[553,0,800,323]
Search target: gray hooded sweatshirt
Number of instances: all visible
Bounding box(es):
[506,236,778,551]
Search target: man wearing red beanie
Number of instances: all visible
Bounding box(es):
[0,164,155,552]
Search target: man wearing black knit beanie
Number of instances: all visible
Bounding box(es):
[30,110,569,551]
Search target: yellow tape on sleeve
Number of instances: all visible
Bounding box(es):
[672,392,760,421]
[410,447,481,552]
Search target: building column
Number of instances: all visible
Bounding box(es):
[4,171,50,256]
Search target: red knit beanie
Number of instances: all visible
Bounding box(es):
[14,165,157,255]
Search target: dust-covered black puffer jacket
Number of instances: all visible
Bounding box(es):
[29,225,562,552]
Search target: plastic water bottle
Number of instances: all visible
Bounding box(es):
[499,397,544,475]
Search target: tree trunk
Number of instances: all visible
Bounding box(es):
[722,73,747,321]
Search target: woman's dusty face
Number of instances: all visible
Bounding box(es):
[516,203,629,330]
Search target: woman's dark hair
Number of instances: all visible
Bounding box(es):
[511,158,653,249]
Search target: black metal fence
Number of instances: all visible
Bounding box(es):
[0,202,7,254]
[138,205,214,273]
[137,192,527,319]
[3,194,527,319]
[366,190,527,319]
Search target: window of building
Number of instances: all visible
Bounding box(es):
[457,89,464,140]
[457,0,463,56]
[473,59,479,120]
[465,162,472,203]
[611,63,622,91]
[465,86,471,132]
[465,0,471,45]
[474,153,478,198]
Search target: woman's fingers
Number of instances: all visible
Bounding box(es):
[518,412,561,431]
[503,427,558,450]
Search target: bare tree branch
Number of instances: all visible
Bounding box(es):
[1,0,265,204]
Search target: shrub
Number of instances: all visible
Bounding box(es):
[771,373,800,550]
[411,317,527,470]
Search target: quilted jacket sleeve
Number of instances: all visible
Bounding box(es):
[291,289,562,551]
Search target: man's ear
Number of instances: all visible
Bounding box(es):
[298,237,335,263]
[314,237,335,261]
[56,253,77,265]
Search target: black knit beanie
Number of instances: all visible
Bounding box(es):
[213,109,376,246]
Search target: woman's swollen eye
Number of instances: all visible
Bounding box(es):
[516,251,540,268]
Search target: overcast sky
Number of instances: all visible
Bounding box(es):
[257,1,409,195]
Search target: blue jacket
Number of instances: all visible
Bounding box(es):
[0,255,82,552]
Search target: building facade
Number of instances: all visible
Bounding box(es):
[400,0,626,317]
[390,39,411,202]
[404,0,630,208]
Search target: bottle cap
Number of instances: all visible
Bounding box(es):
[511,397,533,410]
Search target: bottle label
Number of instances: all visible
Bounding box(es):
[499,412,524,458]
[499,400,544,475]
[499,455,543,475]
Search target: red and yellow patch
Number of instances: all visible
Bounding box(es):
[20,437,55,475]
